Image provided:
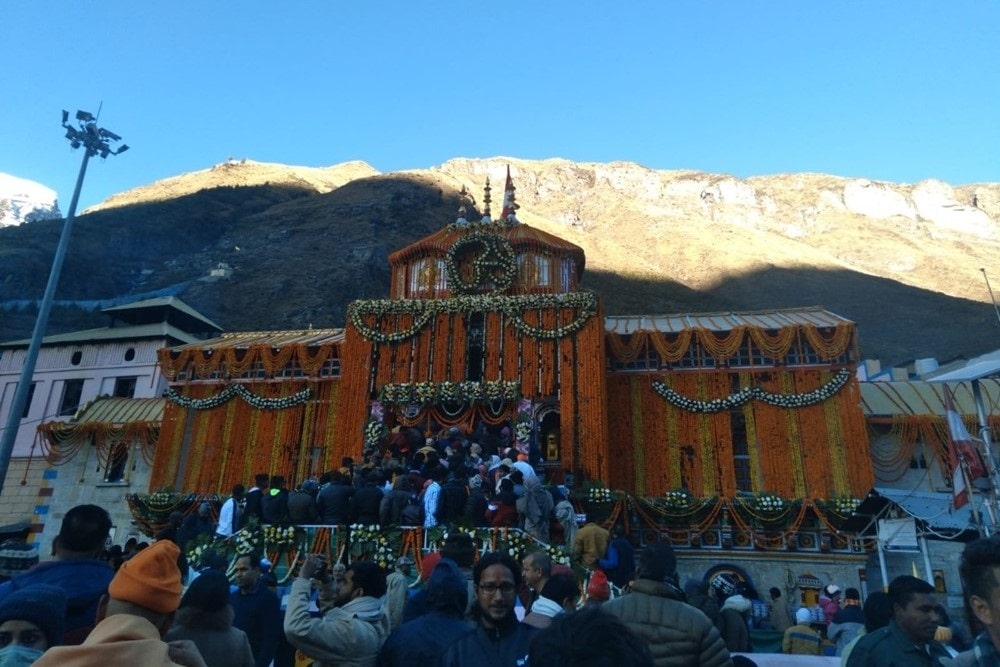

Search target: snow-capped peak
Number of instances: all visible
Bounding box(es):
[0,173,61,227]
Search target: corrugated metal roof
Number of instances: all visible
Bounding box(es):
[168,329,345,352]
[604,307,852,334]
[860,380,1000,416]
[873,487,978,532]
[1,323,205,348]
[72,397,165,425]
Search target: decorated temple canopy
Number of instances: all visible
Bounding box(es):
[37,396,164,466]
[861,379,1000,416]
[605,307,858,367]
[605,306,851,334]
[158,329,344,381]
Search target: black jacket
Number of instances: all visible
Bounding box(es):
[317,483,354,525]
[352,485,385,525]
[440,615,535,667]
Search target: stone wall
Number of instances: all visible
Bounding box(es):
[0,450,153,552]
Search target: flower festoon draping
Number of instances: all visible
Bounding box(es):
[151,380,340,493]
[156,342,338,381]
[605,368,872,500]
[334,300,610,480]
[868,414,1000,483]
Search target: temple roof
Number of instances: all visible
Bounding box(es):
[605,306,852,334]
[388,221,586,274]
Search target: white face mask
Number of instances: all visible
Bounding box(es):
[0,644,44,667]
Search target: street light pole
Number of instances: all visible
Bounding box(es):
[0,110,128,497]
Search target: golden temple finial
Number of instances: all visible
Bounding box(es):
[456,185,470,226]
[482,176,492,219]
[480,177,493,222]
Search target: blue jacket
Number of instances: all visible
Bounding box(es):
[0,558,114,643]
[231,583,282,667]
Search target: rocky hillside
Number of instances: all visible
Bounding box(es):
[2,157,999,365]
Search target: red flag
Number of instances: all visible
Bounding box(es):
[944,386,982,508]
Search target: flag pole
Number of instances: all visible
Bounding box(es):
[971,379,1000,533]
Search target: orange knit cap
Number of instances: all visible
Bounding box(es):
[108,540,183,614]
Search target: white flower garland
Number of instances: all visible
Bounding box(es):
[165,385,312,410]
[378,380,521,406]
[348,291,598,343]
[651,368,851,413]
[444,231,517,295]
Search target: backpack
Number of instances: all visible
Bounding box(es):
[401,493,424,525]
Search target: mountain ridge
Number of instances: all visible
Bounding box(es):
[2,157,999,366]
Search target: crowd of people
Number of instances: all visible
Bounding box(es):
[1,424,999,665]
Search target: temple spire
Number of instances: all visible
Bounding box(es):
[482,176,492,222]
[500,165,519,224]
[455,185,470,227]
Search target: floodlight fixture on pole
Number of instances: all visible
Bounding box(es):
[0,110,128,498]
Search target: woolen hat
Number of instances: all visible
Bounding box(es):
[0,540,39,578]
[0,584,67,647]
[586,571,611,601]
[180,570,230,613]
[108,540,183,613]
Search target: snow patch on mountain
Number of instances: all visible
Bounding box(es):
[0,173,61,227]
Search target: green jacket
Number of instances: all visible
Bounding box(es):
[846,620,951,667]
[602,578,732,667]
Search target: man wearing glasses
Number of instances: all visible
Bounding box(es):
[442,551,536,666]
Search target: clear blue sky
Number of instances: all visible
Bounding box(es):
[2,1,998,210]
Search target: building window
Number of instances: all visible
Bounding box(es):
[104,442,129,483]
[730,410,752,493]
[70,351,82,366]
[113,377,137,398]
[21,383,36,419]
[59,379,85,416]
[124,348,136,361]
[465,313,485,382]
[409,259,436,295]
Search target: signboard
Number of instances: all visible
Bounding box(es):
[878,517,919,551]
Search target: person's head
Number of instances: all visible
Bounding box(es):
[231,484,245,500]
[440,532,476,569]
[473,551,521,629]
[396,555,414,576]
[586,571,611,603]
[198,549,228,572]
[197,502,210,517]
[336,561,386,607]
[960,533,1000,645]
[862,590,893,632]
[769,586,782,600]
[254,473,269,488]
[795,607,812,624]
[522,551,552,590]
[177,570,231,621]
[425,558,468,617]
[499,478,514,493]
[55,504,112,558]
[824,584,841,600]
[636,543,676,583]
[269,475,284,490]
[101,540,183,637]
[844,587,861,605]
[888,575,940,643]
[529,606,654,667]
[539,573,580,613]
[233,553,262,594]
[510,470,524,484]
[0,584,67,657]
